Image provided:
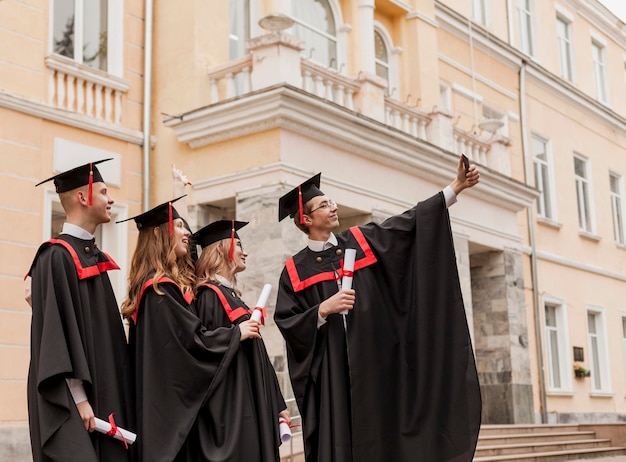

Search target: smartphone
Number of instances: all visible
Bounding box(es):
[461,153,470,172]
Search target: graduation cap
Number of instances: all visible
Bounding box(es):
[35,158,112,206]
[278,173,324,223]
[192,220,248,261]
[116,195,186,237]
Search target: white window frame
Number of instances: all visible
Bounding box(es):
[373,22,399,97]
[288,0,346,70]
[517,0,535,57]
[543,296,572,392]
[610,172,626,246]
[472,0,488,26]
[556,15,574,81]
[532,134,556,221]
[586,307,611,394]
[228,0,250,60]
[574,154,595,234]
[591,34,610,105]
[50,0,124,77]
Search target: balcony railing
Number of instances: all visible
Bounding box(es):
[208,55,253,104]
[384,97,431,140]
[453,126,491,166]
[301,59,358,111]
[202,32,512,175]
[45,54,130,124]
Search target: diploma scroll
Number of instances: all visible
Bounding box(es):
[251,283,272,323]
[279,418,291,443]
[95,417,136,445]
[340,249,356,315]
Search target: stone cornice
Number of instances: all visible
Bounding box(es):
[164,84,537,213]
[0,89,143,145]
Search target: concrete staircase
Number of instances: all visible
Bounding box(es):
[474,424,626,461]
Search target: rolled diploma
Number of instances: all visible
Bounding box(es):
[279,418,291,443]
[340,249,357,315]
[94,417,136,444]
[251,283,272,322]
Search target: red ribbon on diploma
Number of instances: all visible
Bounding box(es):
[251,306,267,325]
[106,412,128,449]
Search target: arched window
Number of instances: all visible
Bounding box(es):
[374,30,389,82]
[373,24,399,97]
[292,0,337,69]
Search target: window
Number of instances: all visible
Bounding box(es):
[556,16,573,81]
[374,30,389,83]
[472,0,488,25]
[545,301,570,391]
[228,0,250,60]
[532,136,555,220]
[592,40,609,104]
[610,173,625,245]
[587,309,610,392]
[517,0,534,56]
[574,156,594,233]
[53,0,109,71]
[292,0,337,69]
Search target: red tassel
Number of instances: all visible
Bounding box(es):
[298,185,304,224]
[229,220,235,261]
[168,202,173,236]
[88,163,93,205]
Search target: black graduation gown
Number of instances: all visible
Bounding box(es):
[27,235,131,462]
[275,192,482,462]
[128,276,241,462]
[177,282,286,462]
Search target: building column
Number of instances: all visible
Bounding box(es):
[471,249,534,424]
[453,233,475,346]
[358,0,376,74]
[234,185,308,403]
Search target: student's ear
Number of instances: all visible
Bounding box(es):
[153,226,160,238]
[303,214,313,226]
[76,190,88,205]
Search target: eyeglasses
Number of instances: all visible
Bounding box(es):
[308,199,337,214]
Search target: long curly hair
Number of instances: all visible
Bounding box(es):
[121,221,196,319]
[195,238,241,296]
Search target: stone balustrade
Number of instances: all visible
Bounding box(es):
[384,97,431,140]
[208,55,253,104]
[45,54,129,124]
[300,59,358,111]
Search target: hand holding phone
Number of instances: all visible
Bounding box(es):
[461,153,470,172]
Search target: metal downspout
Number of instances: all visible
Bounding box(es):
[142,0,154,210]
[519,61,548,424]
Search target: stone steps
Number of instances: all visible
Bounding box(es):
[474,424,626,462]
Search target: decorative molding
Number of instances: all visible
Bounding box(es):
[0,90,143,145]
[165,84,537,213]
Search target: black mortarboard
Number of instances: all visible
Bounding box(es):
[35,158,112,205]
[116,195,186,237]
[278,173,324,223]
[192,219,248,261]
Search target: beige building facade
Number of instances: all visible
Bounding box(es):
[1,0,626,459]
